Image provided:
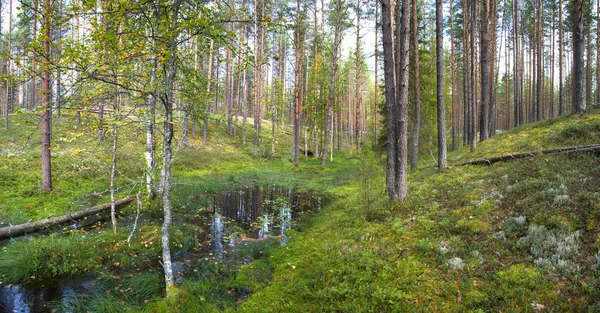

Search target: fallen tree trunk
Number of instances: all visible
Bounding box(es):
[0,196,134,239]
[459,144,600,166]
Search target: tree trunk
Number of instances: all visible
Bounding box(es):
[450,0,456,151]
[293,0,303,164]
[597,0,600,106]
[513,0,522,125]
[56,0,63,118]
[536,0,543,121]
[0,197,133,239]
[573,0,585,113]
[395,0,411,198]
[226,46,233,135]
[322,0,345,167]
[469,0,476,151]
[550,3,555,118]
[559,0,564,115]
[354,0,362,152]
[480,0,490,141]
[31,0,37,110]
[4,0,11,130]
[145,28,158,198]
[489,0,499,137]
[253,0,264,148]
[463,0,469,146]
[110,94,119,233]
[41,0,52,191]
[374,1,379,145]
[436,0,447,169]
[205,40,214,145]
[410,0,421,170]
[381,0,397,199]
[585,7,592,110]
[160,0,183,296]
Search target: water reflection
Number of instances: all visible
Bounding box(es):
[208,186,324,255]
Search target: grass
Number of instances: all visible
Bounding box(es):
[0,108,599,311]
[237,111,600,312]
[452,108,600,162]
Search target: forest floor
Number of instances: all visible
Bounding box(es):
[0,109,600,312]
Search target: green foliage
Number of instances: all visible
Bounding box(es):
[0,234,101,284]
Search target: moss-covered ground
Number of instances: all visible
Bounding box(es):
[0,109,599,311]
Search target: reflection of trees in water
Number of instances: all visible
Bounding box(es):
[211,214,224,258]
[209,187,324,248]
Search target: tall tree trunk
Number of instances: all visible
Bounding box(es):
[254,0,265,148]
[226,47,233,135]
[585,6,592,109]
[322,0,346,166]
[381,0,397,199]
[31,0,37,110]
[160,0,183,296]
[41,0,52,191]
[110,93,119,233]
[293,0,303,164]
[463,0,469,146]
[573,0,585,113]
[480,0,490,141]
[559,0,564,115]
[145,6,159,198]
[469,0,476,151]
[374,1,379,145]
[56,0,63,118]
[204,40,214,145]
[505,9,510,130]
[489,0,499,137]
[513,0,522,125]
[4,0,11,130]
[354,0,362,152]
[395,0,411,197]
[536,0,543,121]
[450,0,456,151]
[550,3,555,118]
[410,0,421,170]
[597,0,600,106]
[436,0,447,169]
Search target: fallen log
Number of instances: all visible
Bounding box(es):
[0,196,134,239]
[459,144,600,166]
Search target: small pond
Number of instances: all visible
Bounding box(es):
[0,185,325,312]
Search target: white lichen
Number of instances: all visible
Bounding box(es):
[553,194,571,206]
[517,224,580,275]
[446,257,465,271]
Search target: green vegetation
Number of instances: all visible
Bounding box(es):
[0,110,600,311]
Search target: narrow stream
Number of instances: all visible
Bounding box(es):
[0,186,325,313]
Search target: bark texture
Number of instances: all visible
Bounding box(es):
[572,0,585,113]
